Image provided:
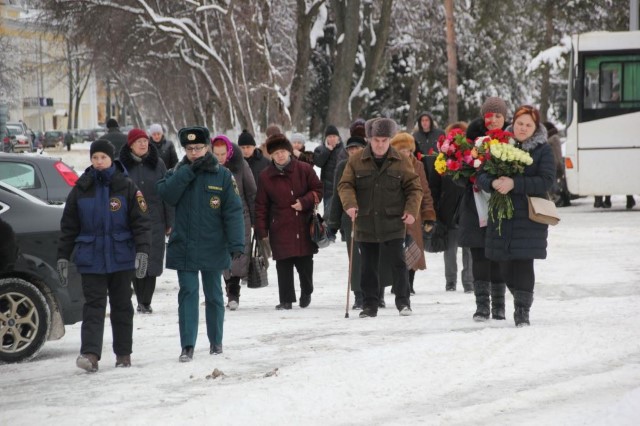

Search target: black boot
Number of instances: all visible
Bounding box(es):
[472,281,490,321]
[627,195,636,210]
[603,196,612,208]
[593,196,603,208]
[490,282,506,320]
[513,290,534,327]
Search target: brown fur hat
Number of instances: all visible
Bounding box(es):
[265,124,282,139]
[265,133,293,154]
[365,117,397,138]
[390,132,416,152]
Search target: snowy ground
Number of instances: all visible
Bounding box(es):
[2,147,639,425]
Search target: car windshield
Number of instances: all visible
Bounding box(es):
[6,126,21,136]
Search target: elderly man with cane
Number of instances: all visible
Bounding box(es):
[338,118,423,318]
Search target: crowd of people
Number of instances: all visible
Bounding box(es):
[57,98,568,372]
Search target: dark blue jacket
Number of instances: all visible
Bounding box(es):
[58,161,151,274]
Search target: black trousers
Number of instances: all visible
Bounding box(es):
[133,275,157,305]
[81,270,134,359]
[470,247,503,283]
[275,255,314,303]
[498,259,535,293]
[224,276,241,301]
[359,239,410,310]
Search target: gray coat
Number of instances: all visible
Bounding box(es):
[119,143,174,276]
[476,125,555,260]
[224,143,257,278]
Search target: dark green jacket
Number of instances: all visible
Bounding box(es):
[337,145,422,243]
[156,152,244,271]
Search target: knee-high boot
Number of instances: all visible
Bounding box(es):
[513,290,534,327]
[473,281,490,321]
[491,282,506,320]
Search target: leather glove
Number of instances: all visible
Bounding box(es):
[190,156,206,172]
[134,253,148,279]
[57,259,69,287]
[231,251,243,260]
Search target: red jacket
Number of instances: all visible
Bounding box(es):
[255,158,323,261]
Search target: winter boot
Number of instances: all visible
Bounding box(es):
[490,282,506,320]
[115,355,131,368]
[352,291,364,310]
[513,290,534,327]
[603,196,612,208]
[462,282,474,293]
[378,286,386,308]
[179,346,194,362]
[299,293,311,308]
[472,281,491,321]
[445,281,456,291]
[593,196,603,208]
[210,343,223,355]
[76,353,99,373]
[627,195,636,210]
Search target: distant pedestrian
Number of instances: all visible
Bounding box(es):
[119,128,174,315]
[314,125,347,220]
[101,118,128,156]
[149,123,179,169]
[238,129,270,186]
[58,139,151,372]
[290,132,314,166]
[64,130,73,151]
[157,126,245,362]
[338,118,423,318]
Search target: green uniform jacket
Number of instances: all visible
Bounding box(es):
[156,153,245,271]
[338,145,422,243]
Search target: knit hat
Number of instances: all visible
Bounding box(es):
[90,139,115,160]
[390,132,416,152]
[265,124,282,139]
[127,128,149,146]
[290,133,305,145]
[481,97,508,118]
[365,117,397,138]
[237,129,256,146]
[106,118,119,129]
[324,125,340,138]
[149,123,163,134]
[345,136,367,149]
[349,119,366,138]
[265,133,293,154]
[178,126,210,146]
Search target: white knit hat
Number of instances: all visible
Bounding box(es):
[149,123,163,134]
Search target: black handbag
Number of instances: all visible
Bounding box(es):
[424,220,448,253]
[247,235,269,289]
[310,194,331,249]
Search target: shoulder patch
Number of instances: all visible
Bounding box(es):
[136,190,148,213]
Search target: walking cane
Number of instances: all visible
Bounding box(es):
[345,217,356,319]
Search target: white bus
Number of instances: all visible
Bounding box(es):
[565,30,640,196]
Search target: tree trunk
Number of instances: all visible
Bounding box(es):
[65,39,74,131]
[290,0,325,131]
[406,74,420,130]
[539,1,554,122]
[350,0,393,120]
[326,0,361,128]
[444,0,458,123]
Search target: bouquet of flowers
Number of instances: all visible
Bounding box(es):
[483,143,533,235]
[434,129,482,183]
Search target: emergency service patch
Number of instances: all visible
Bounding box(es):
[136,190,148,213]
[210,195,221,209]
[109,197,122,212]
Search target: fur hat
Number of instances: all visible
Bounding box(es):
[481,97,508,118]
[345,136,367,149]
[265,124,282,139]
[149,123,163,134]
[106,118,119,129]
[178,126,210,146]
[265,133,293,155]
[349,119,366,138]
[324,125,340,138]
[365,117,397,138]
[90,139,115,160]
[127,128,149,146]
[237,129,256,146]
[390,132,416,152]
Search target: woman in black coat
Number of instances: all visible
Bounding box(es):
[456,97,509,322]
[476,105,555,327]
[120,129,174,314]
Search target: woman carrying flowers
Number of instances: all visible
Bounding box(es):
[476,105,555,327]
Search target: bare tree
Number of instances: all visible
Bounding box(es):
[444,0,458,123]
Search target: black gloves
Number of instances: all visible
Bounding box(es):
[135,253,148,279]
[231,252,243,260]
[57,259,69,287]
[190,156,207,172]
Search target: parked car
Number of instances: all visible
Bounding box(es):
[42,130,64,148]
[3,123,33,153]
[0,153,78,204]
[77,128,105,142]
[0,181,84,363]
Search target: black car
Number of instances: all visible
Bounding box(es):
[0,153,78,204]
[0,181,84,363]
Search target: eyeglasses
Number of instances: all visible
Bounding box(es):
[185,145,206,152]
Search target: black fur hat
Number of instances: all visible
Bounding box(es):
[178,126,210,146]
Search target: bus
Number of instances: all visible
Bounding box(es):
[565,30,640,196]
